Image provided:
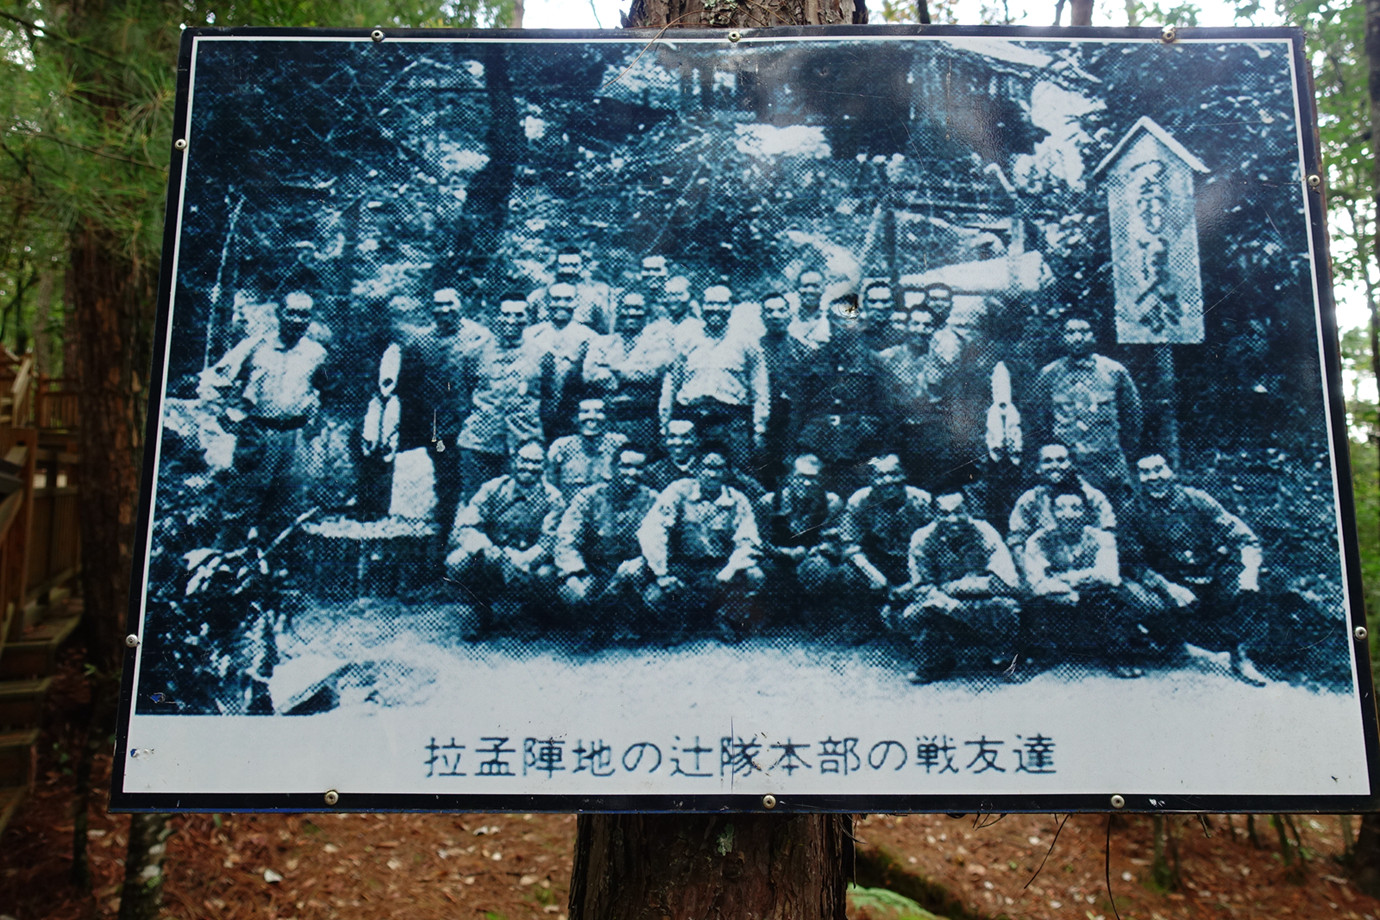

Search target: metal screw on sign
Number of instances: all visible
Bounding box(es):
[1160,25,1177,43]
[1356,626,1368,641]
[324,790,340,806]
[1110,794,1126,809]
[1307,174,1322,189]
[371,29,385,42]
[174,138,187,151]
[124,634,140,648]
[728,31,742,43]
[761,794,777,809]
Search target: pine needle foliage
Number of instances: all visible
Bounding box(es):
[0,0,511,360]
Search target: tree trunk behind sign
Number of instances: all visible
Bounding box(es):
[55,0,165,904]
[568,6,857,919]
[569,814,852,920]
[622,0,862,28]
[1355,0,1380,897]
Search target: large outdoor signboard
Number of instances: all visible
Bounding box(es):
[112,25,1380,814]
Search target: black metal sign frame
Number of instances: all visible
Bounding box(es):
[112,24,1380,815]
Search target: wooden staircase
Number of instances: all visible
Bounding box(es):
[0,591,81,838]
[0,354,83,839]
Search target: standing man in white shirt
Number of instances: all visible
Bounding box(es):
[659,284,769,471]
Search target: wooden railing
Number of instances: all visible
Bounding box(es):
[0,431,37,647]
[34,377,77,433]
[0,356,83,640]
[26,447,79,602]
[0,356,81,831]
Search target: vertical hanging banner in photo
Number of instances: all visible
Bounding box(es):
[1097,117,1209,345]
[111,26,1380,815]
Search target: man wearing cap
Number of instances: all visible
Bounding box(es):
[583,290,677,452]
[660,284,769,471]
[895,487,1021,684]
[545,398,630,501]
[446,440,565,636]
[638,443,764,642]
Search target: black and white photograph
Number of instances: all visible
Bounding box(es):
[114,27,1378,811]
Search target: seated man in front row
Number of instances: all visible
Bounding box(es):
[545,397,629,500]
[446,440,565,637]
[644,418,765,500]
[839,454,934,633]
[894,487,1020,684]
[1120,453,1268,686]
[553,446,659,641]
[637,443,764,643]
[1007,442,1117,561]
[1020,484,1148,677]
[757,453,845,629]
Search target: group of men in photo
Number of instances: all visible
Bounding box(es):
[197,246,1270,686]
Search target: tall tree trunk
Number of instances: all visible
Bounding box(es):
[623,0,855,28]
[69,218,170,915]
[61,0,171,906]
[118,813,176,920]
[1070,0,1093,26]
[569,5,858,918]
[68,219,146,685]
[569,814,852,920]
[1355,0,1380,896]
[1369,256,1380,548]
[1356,810,1380,896]
[449,42,520,281]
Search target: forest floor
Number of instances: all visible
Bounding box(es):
[4,653,1380,920]
[0,750,1374,920]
